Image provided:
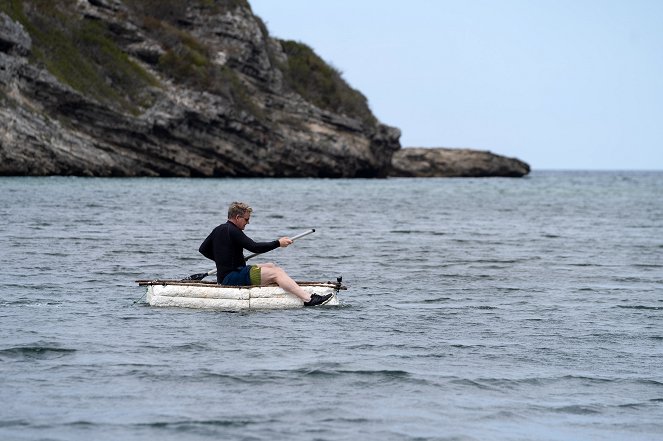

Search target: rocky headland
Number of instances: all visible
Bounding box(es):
[0,1,528,178]
[391,148,530,178]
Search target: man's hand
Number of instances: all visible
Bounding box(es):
[278,237,293,247]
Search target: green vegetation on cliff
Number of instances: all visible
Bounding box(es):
[1,0,376,126]
[279,39,376,127]
[124,0,264,120]
[0,0,260,117]
[1,0,158,113]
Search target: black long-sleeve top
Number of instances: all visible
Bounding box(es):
[199,221,279,283]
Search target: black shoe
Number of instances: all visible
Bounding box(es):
[304,293,333,307]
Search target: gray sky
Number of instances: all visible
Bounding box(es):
[250,0,663,170]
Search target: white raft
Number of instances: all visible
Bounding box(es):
[136,279,344,310]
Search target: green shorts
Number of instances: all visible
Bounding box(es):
[249,265,261,285]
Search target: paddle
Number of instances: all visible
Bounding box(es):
[183,229,316,281]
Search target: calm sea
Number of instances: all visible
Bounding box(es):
[1,171,662,441]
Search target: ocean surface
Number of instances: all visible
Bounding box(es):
[1,171,662,441]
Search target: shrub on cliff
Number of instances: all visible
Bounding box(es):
[279,39,376,127]
[0,0,157,113]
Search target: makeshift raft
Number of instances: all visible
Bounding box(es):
[136,278,345,310]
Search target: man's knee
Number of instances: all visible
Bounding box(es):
[259,265,282,283]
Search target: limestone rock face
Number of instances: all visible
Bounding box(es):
[0,3,400,177]
[0,3,531,179]
[390,148,530,178]
[0,13,30,56]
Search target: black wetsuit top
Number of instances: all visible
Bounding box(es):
[199,221,279,283]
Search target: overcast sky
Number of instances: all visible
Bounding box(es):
[250,0,663,170]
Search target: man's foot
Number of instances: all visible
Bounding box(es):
[303,293,333,307]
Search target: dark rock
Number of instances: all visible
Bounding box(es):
[0,13,30,56]
[126,41,165,65]
[390,148,530,178]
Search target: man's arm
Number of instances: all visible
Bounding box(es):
[234,228,280,254]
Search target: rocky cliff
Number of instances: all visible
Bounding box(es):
[390,148,530,178]
[0,1,531,179]
[0,0,400,177]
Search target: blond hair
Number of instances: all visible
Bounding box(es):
[228,201,252,219]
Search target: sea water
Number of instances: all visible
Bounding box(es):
[1,171,661,441]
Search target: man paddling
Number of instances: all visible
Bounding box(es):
[199,201,333,307]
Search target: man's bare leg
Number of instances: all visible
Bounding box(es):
[258,263,311,301]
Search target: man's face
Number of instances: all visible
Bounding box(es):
[235,212,250,230]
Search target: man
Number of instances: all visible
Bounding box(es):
[199,202,333,307]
